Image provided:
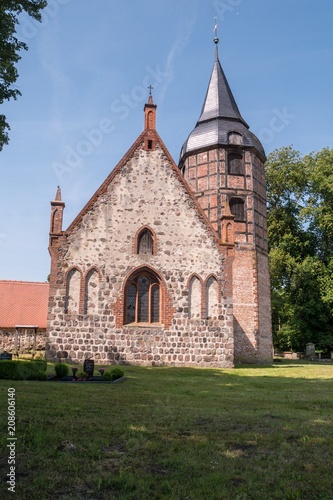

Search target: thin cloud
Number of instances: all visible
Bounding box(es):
[158,2,198,103]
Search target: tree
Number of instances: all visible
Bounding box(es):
[266,146,333,352]
[305,148,333,263]
[0,0,47,151]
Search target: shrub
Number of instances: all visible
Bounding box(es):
[55,363,69,379]
[111,367,124,380]
[103,371,113,381]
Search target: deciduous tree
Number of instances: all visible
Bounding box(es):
[266,146,333,352]
[0,0,47,151]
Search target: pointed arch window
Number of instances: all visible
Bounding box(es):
[228,152,244,175]
[137,228,154,255]
[229,198,245,221]
[125,271,160,324]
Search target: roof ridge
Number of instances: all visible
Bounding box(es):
[0,280,49,285]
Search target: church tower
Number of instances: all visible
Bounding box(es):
[179,33,272,363]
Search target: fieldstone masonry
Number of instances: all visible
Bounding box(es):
[46,105,234,367]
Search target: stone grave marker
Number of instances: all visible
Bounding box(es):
[0,351,12,360]
[83,359,94,377]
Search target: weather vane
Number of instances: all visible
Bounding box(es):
[213,16,219,45]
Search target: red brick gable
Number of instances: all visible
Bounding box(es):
[0,281,49,328]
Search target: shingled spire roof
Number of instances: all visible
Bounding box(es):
[197,53,248,128]
[180,37,265,162]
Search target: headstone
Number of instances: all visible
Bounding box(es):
[83,359,94,376]
[0,351,12,360]
[305,343,315,359]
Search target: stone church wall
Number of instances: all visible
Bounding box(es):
[46,142,234,367]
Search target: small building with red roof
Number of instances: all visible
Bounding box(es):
[0,281,49,355]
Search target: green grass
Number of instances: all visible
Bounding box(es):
[1,361,333,499]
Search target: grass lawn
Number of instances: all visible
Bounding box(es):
[1,360,333,499]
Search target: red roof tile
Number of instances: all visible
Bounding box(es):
[0,281,49,329]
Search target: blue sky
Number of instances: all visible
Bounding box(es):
[1,0,333,282]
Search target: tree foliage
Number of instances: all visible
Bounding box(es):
[0,0,47,150]
[266,146,333,352]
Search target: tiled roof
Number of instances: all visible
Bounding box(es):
[0,281,49,329]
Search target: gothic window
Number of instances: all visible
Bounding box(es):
[189,276,201,319]
[229,198,245,221]
[84,269,99,314]
[65,268,81,314]
[228,152,244,175]
[137,228,154,255]
[206,277,218,319]
[125,271,160,324]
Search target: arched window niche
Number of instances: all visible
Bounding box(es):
[124,269,161,325]
[206,276,219,319]
[65,268,81,314]
[188,275,202,319]
[137,227,154,255]
[84,268,100,314]
[228,131,243,145]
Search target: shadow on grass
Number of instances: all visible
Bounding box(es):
[235,359,333,369]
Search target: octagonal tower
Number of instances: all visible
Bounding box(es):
[179,39,272,363]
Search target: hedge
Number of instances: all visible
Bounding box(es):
[0,360,47,380]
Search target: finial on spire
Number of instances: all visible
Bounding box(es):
[213,17,219,58]
[55,185,62,201]
[147,85,154,104]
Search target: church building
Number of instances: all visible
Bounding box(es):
[46,37,272,367]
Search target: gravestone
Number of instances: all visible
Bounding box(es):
[305,343,315,359]
[83,359,94,377]
[0,351,12,360]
